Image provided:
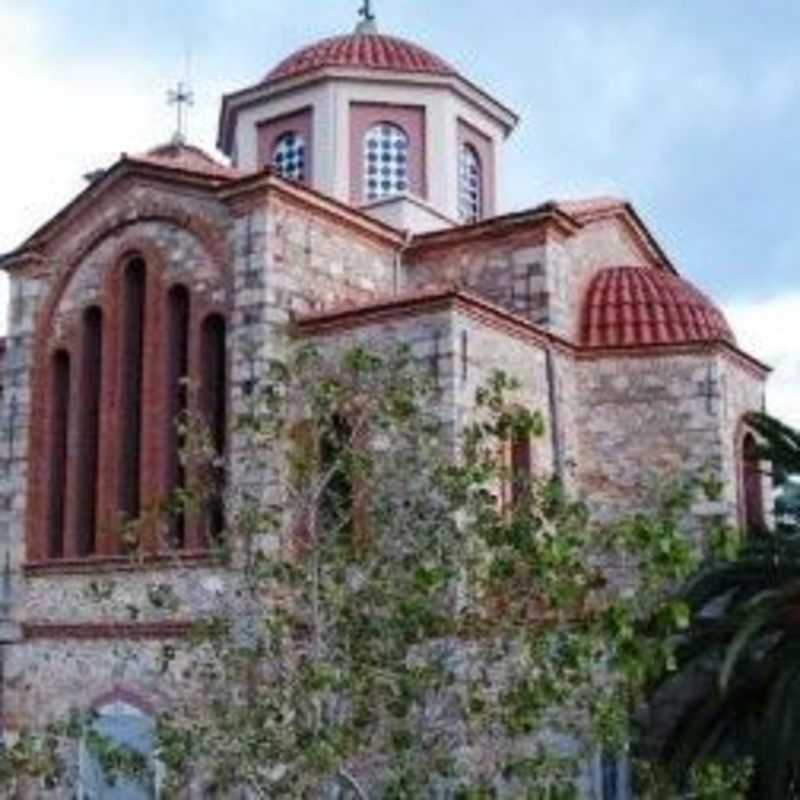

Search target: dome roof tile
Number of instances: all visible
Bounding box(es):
[264,33,458,84]
[581,266,735,348]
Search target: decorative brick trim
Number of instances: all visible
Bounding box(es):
[24,550,221,576]
[91,685,162,716]
[222,170,406,248]
[406,205,573,257]
[4,165,231,271]
[576,341,770,380]
[27,215,232,565]
[458,117,496,219]
[257,106,314,183]
[22,620,195,641]
[295,286,770,380]
[349,103,427,204]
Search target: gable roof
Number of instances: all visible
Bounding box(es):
[0,144,408,271]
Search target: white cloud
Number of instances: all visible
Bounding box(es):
[726,293,800,429]
[1,5,797,440]
[0,5,226,333]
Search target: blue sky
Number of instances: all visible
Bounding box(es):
[0,1,797,423]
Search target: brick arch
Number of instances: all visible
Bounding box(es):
[26,214,232,564]
[91,685,163,717]
[734,415,767,533]
[37,205,231,345]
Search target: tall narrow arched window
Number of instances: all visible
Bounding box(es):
[47,350,71,560]
[318,413,369,549]
[510,431,532,509]
[320,414,355,536]
[743,433,765,533]
[201,314,227,541]
[166,286,190,548]
[118,258,147,528]
[363,123,409,202]
[459,143,483,223]
[75,307,103,557]
[272,131,306,182]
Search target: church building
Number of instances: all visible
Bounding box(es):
[0,4,770,796]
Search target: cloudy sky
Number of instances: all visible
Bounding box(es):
[0,0,797,425]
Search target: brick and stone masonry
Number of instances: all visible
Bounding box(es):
[0,15,772,796]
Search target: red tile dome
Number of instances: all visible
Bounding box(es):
[263,33,458,84]
[132,141,242,179]
[581,266,735,348]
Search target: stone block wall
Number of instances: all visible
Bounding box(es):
[227,190,398,497]
[554,217,654,342]
[404,214,657,346]
[717,353,770,524]
[574,351,727,522]
[0,274,48,609]
[404,229,552,329]
[450,310,557,476]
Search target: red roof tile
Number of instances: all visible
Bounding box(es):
[581,266,735,348]
[130,142,243,180]
[264,33,457,84]
[557,196,628,219]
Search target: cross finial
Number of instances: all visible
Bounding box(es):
[356,0,377,33]
[167,81,194,145]
[359,0,375,22]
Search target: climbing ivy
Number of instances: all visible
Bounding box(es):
[0,343,754,798]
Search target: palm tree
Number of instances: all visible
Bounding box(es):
[652,413,800,799]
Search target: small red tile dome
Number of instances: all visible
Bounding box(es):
[263,33,458,84]
[132,142,242,179]
[581,266,735,348]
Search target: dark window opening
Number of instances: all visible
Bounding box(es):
[166,286,190,548]
[75,307,103,556]
[201,314,227,542]
[743,432,765,533]
[118,258,147,530]
[47,350,71,559]
[320,414,353,526]
[511,432,532,508]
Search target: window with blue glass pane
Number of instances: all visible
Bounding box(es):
[79,704,157,799]
[272,131,306,182]
[363,123,409,202]
[458,143,482,223]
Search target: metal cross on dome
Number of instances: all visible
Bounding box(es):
[167,81,194,144]
[358,0,376,23]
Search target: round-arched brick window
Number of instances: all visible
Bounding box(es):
[459,143,482,223]
[272,131,307,182]
[363,123,409,202]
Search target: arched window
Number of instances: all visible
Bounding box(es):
[79,700,157,799]
[320,414,355,533]
[363,123,409,202]
[510,431,532,508]
[201,314,227,542]
[34,244,230,562]
[75,307,103,557]
[743,433,765,533]
[47,350,71,560]
[272,131,306,182]
[118,258,147,528]
[165,286,191,548]
[459,143,483,223]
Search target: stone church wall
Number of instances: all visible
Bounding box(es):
[404,229,551,330]
[574,351,728,522]
[717,354,771,522]
[553,217,655,342]
[404,214,657,347]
